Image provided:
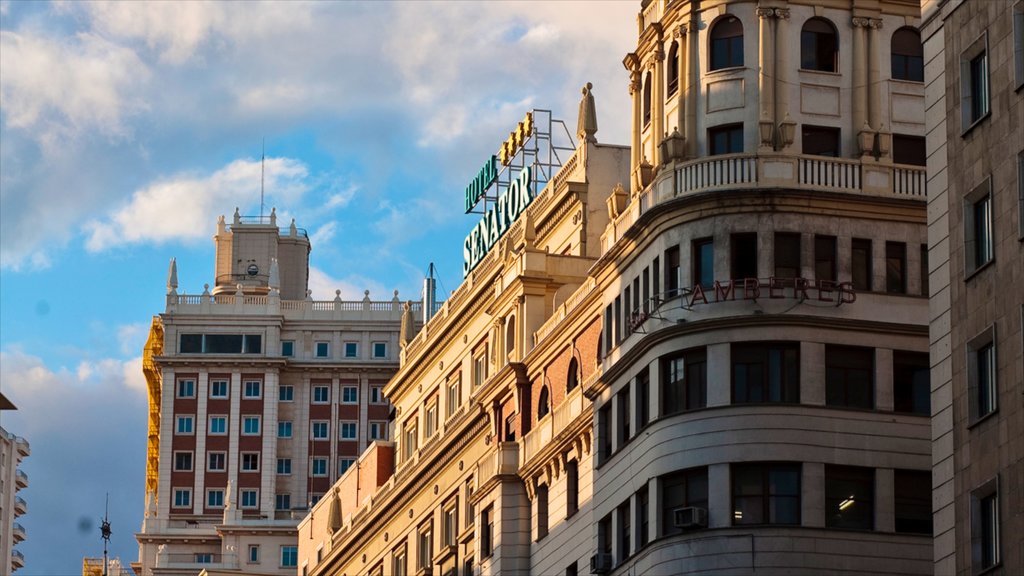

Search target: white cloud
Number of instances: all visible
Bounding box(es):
[372,196,448,247]
[325,184,358,210]
[117,322,149,356]
[74,1,224,65]
[309,221,337,247]
[307,265,391,301]
[82,157,311,252]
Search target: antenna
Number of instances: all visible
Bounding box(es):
[100,493,111,576]
[260,138,266,220]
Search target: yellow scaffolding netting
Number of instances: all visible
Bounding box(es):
[142,316,164,501]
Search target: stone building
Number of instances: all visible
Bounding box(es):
[0,394,29,576]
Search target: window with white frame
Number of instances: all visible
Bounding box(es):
[208,452,226,471]
[312,385,329,403]
[176,379,195,398]
[276,458,291,475]
[173,488,191,508]
[280,546,298,568]
[311,421,329,440]
[194,554,213,564]
[312,458,328,477]
[239,489,258,508]
[174,451,193,471]
[281,340,294,357]
[373,341,387,358]
[339,421,357,440]
[339,458,355,475]
[209,380,228,398]
[241,452,260,472]
[961,32,990,131]
[971,477,1001,572]
[209,416,227,435]
[968,326,998,424]
[370,386,384,404]
[315,341,330,358]
[275,493,291,510]
[369,421,386,440]
[403,420,418,461]
[447,373,461,417]
[965,178,994,275]
[207,489,225,508]
[344,342,358,358]
[248,545,260,564]
[425,397,439,438]
[242,416,261,435]
[417,521,433,570]
[277,421,292,438]
[176,415,194,435]
[342,386,358,403]
[243,380,261,398]
[279,385,294,402]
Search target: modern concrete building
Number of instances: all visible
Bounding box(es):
[134,211,416,576]
[298,0,936,574]
[922,0,1024,574]
[0,393,29,576]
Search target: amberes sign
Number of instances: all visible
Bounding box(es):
[463,166,534,277]
[686,277,857,307]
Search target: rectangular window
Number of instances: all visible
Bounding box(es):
[195,554,213,564]
[242,416,261,435]
[176,416,194,435]
[339,458,355,475]
[535,483,549,541]
[802,125,841,157]
[708,123,743,155]
[481,506,494,557]
[240,489,258,508]
[276,458,291,475]
[277,421,292,438]
[732,463,801,525]
[447,374,461,416]
[637,367,650,427]
[893,351,931,415]
[312,385,329,403]
[662,348,707,415]
[614,296,622,344]
[566,459,579,517]
[825,465,874,529]
[825,345,874,409]
[598,514,612,558]
[665,246,680,298]
[921,244,929,297]
[893,134,927,166]
[339,421,357,440]
[315,341,330,358]
[425,399,439,438]
[652,256,661,305]
[968,327,998,423]
[209,416,226,435]
[342,386,358,403]
[209,380,228,398]
[176,379,195,398]
[311,421,328,440]
[281,340,294,357]
[403,422,418,460]
[965,179,994,275]
[369,421,386,440]
[443,499,459,546]
[1015,3,1024,89]
[895,469,933,534]
[473,349,488,388]
[886,242,907,294]
[598,404,612,461]
[207,489,225,508]
[961,35,990,130]
[173,489,191,508]
[370,386,384,404]
[851,239,872,291]
[372,342,387,358]
[241,452,259,472]
[774,233,801,280]
[732,343,800,403]
[208,452,226,471]
[637,486,650,548]
[971,478,1000,572]
[248,545,260,564]
[243,380,261,398]
[417,522,433,570]
[617,499,631,562]
[311,458,328,477]
[280,546,298,568]
[616,385,631,447]
[174,451,193,471]
[693,238,714,289]
[275,493,291,511]
[814,235,837,282]
[730,233,757,279]
[344,341,358,357]
[504,413,516,442]
[662,467,709,536]
[392,547,407,576]
[279,385,294,402]
[179,334,203,353]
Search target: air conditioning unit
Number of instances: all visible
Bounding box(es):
[590,553,613,574]
[673,506,708,529]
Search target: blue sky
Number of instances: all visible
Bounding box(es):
[0,2,634,573]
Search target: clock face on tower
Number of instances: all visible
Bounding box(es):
[247,263,259,276]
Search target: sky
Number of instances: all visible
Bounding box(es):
[0,2,636,574]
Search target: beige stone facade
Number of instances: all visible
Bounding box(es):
[922,0,1024,574]
[0,394,28,576]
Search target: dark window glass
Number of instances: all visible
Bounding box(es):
[731,233,758,279]
[643,72,652,126]
[895,469,933,534]
[666,247,680,297]
[732,463,801,525]
[614,296,622,344]
[732,343,800,403]
[814,235,837,282]
[825,345,875,409]
[801,18,838,72]
[637,367,650,427]
[969,53,989,123]
[893,351,930,415]
[667,43,680,96]
[893,135,927,166]
[891,28,924,81]
[567,459,579,517]
[886,242,907,293]
[206,334,243,354]
[693,238,714,289]
[710,17,744,70]
[920,244,929,297]
[537,386,550,419]
[852,239,872,291]
[481,506,494,557]
[180,334,202,353]
[652,256,661,304]
[662,348,707,415]
[709,124,743,155]
[598,514,612,555]
[599,404,612,460]
[637,486,650,547]
[802,125,841,157]
[617,500,631,563]
[825,465,874,529]
[977,491,1000,569]
[774,233,801,279]
[566,358,579,393]
[662,467,709,536]
[617,385,631,445]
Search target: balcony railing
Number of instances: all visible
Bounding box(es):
[168,291,421,321]
[15,469,27,488]
[532,278,597,347]
[520,385,586,465]
[12,550,24,567]
[12,522,25,542]
[14,496,26,516]
[477,442,519,486]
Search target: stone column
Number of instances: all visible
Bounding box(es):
[757,8,776,149]
[684,20,699,157]
[852,18,870,138]
[261,370,279,514]
[627,55,642,191]
[674,25,687,138]
[867,19,883,134]
[773,9,791,135]
[651,47,666,166]
[194,370,209,515]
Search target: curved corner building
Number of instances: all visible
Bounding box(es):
[299,1,934,575]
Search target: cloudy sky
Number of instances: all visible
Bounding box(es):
[0,1,635,573]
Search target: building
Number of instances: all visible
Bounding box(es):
[84,557,134,576]
[921,1,1024,574]
[134,210,416,576]
[298,0,935,574]
[0,393,29,576]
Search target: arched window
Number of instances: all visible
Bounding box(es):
[710,17,744,70]
[505,315,516,359]
[642,71,652,126]
[891,28,923,82]
[537,386,550,419]
[566,357,580,393]
[801,18,838,72]
[667,42,680,96]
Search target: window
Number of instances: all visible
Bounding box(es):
[279,385,294,402]
[403,421,418,460]
[637,486,650,548]
[921,244,929,297]
[895,469,933,534]
[392,547,407,576]
[208,452,226,471]
[598,514,612,560]
[893,134,927,166]
[825,345,874,409]
[693,238,714,289]
[248,545,260,564]
[802,125,841,157]
[447,374,461,416]
[443,499,459,546]
[566,562,578,576]
[209,380,228,398]
[535,483,549,540]
[662,467,709,536]
[174,451,193,471]
[342,386,358,403]
[370,385,384,404]
[732,463,801,525]
[708,124,743,155]
[801,18,838,72]
[473,349,488,388]
[209,416,227,435]
[194,554,213,564]
[567,459,579,517]
[344,342,358,357]
[1019,152,1024,240]
[339,458,355,475]
[971,478,1000,572]
[340,421,357,440]
[961,34,990,130]
[893,351,930,415]
[637,367,650,427]
[965,179,994,275]
[731,233,757,279]
[275,493,291,511]
[241,452,259,472]
[481,506,494,557]
[504,413,516,442]
[281,340,294,357]
[207,489,224,508]
[242,416,261,435]
[852,239,872,291]
[814,235,837,282]
[243,380,261,398]
[1016,3,1024,89]
[176,379,195,398]
[891,28,924,82]
[774,233,801,279]
[667,42,679,96]
[710,16,744,70]
[312,385,329,403]
[425,399,439,438]
[642,71,652,126]
[373,342,387,358]
[176,416,194,435]
[968,327,998,423]
[652,255,661,304]
[598,404,612,461]
[311,421,328,440]
[179,333,262,354]
[173,488,191,508]
[666,246,680,298]
[276,458,292,475]
[369,421,386,440]
[277,421,292,438]
[315,341,330,358]
[537,386,550,419]
[311,458,328,477]
[662,348,707,415]
[417,522,433,570]
[617,385,631,445]
[617,499,631,562]
[732,343,800,403]
[886,242,907,293]
[280,546,298,568]
[825,465,874,529]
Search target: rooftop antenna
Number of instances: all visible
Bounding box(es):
[100,493,111,576]
[260,138,266,220]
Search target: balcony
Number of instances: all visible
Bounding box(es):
[157,553,231,570]
[15,437,29,457]
[521,385,587,465]
[476,442,519,488]
[14,496,27,516]
[167,291,418,323]
[15,469,28,489]
[12,522,26,543]
[11,550,25,570]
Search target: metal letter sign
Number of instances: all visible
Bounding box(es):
[463,167,533,277]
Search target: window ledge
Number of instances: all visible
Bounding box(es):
[973,562,1002,576]
[961,111,991,138]
[707,65,747,75]
[798,68,841,76]
[967,408,998,430]
[965,257,995,282]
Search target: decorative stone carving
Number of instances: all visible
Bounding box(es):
[606,183,628,219]
[659,128,686,163]
[577,82,598,144]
